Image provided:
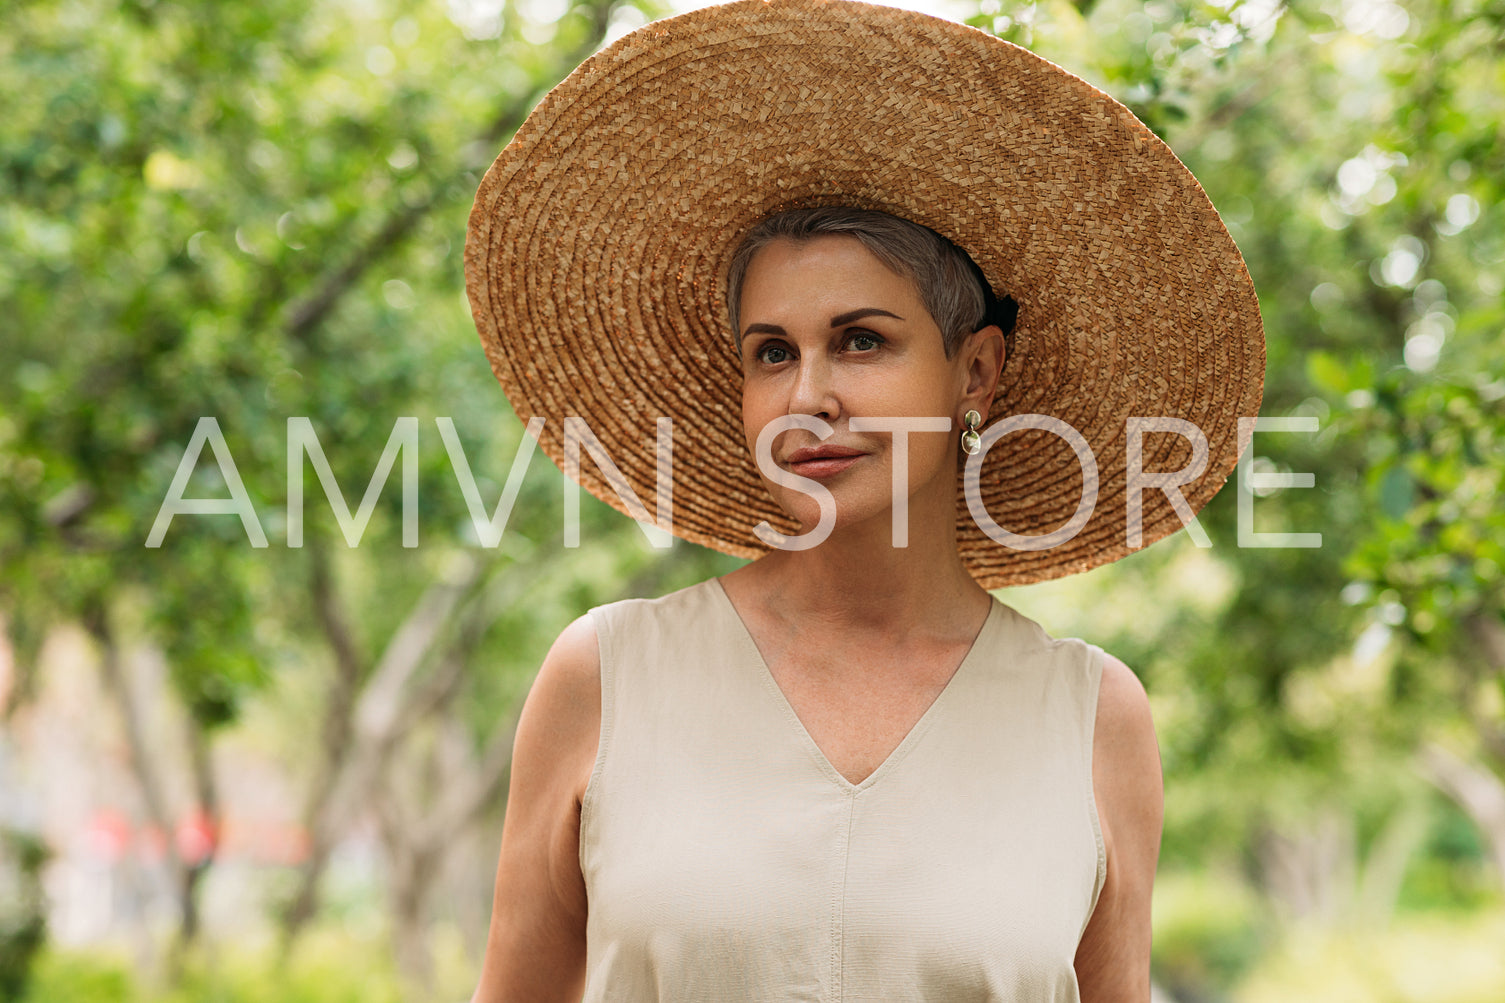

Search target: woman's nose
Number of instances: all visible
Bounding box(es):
[788,354,840,420]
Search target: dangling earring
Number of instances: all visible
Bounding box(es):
[960,409,982,456]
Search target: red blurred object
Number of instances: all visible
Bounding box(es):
[84,808,132,861]
[175,808,218,865]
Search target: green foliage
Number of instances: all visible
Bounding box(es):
[0,0,694,983]
[973,0,1505,872]
[1234,906,1505,1002]
[4,0,1505,995]
[1343,370,1504,651]
[0,828,51,1001]
[21,932,408,1003]
[19,952,134,1003]
[1152,869,1271,999]
[0,0,683,730]
[1399,795,1500,912]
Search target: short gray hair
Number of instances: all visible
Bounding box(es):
[724,206,1013,359]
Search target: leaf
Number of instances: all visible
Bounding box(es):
[1380,465,1415,522]
[1308,350,1351,395]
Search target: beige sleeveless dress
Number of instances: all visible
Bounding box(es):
[580,577,1106,1002]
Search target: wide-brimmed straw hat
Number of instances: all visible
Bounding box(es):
[465,0,1265,588]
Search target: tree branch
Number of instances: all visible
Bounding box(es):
[1465,611,1505,674]
[417,702,523,851]
[281,545,481,947]
[1417,742,1505,882]
[83,604,178,859]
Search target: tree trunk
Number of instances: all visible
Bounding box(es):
[277,540,367,952]
[165,711,221,979]
[374,691,522,997]
[85,601,224,984]
[380,799,443,999]
[1417,742,1505,883]
[270,0,621,943]
[1353,793,1431,925]
[1252,808,1356,925]
[278,547,484,957]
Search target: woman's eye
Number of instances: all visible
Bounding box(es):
[846,332,882,352]
[756,344,790,364]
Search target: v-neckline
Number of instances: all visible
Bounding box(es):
[709,577,1000,794]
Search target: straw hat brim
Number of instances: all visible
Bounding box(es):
[465,0,1266,588]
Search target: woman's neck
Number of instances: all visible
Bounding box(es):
[724,483,992,645]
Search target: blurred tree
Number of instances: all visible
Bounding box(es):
[4,0,1502,998]
[967,0,1503,994]
[0,0,728,991]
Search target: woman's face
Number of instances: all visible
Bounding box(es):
[736,234,998,535]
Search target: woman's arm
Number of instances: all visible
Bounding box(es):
[1075,653,1164,1002]
[472,614,601,1003]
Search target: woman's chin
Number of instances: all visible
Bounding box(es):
[768,492,900,543]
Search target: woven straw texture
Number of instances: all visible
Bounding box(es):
[465,0,1266,588]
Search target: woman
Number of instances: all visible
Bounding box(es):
[465,2,1264,1000]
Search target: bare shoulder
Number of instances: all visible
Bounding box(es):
[1075,652,1163,1003]
[1092,651,1162,893]
[1093,653,1160,790]
[535,613,603,720]
[521,612,602,806]
[1092,652,1163,872]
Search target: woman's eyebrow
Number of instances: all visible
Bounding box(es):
[830,307,903,326]
[741,307,905,340]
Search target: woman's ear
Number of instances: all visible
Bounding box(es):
[961,323,1007,414]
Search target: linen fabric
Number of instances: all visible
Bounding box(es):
[579,578,1107,1001]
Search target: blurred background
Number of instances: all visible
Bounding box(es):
[1,0,1501,999]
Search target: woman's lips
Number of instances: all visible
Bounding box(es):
[788,454,863,478]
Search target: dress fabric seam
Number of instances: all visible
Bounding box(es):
[832,792,856,1003]
[578,605,615,878]
[1080,643,1109,934]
